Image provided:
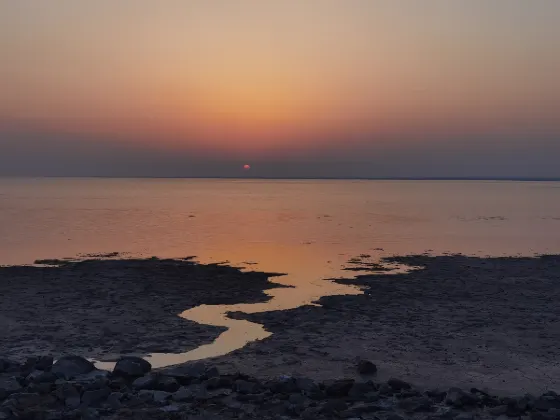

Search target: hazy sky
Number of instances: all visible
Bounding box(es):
[1,0,559,178]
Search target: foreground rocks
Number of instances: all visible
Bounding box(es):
[1,356,559,419]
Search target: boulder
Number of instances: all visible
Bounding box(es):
[55,383,81,409]
[24,356,53,372]
[26,370,57,384]
[0,359,19,374]
[51,356,95,380]
[106,392,123,410]
[325,379,355,397]
[113,357,151,377]
[387,378,412,391]
[81,387,111,407]
[348,381,377,399]
[357,360,377,375]
[445,387,479,408]
[153,376,180,393]
[0,376,23,399]
[234,379,261,394]
[398,396,433,412]
[320,399,348,414]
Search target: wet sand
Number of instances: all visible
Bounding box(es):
[1,255,560,396]
[214,255,560,395]
[0,258,285,362]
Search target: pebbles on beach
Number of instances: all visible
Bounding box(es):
[1,356,560,419]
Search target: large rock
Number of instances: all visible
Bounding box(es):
[325,379,355,397]
[24,356,53,372]
[81,387,111,407]
[234,379,261,394]
[158,362,207,383]
[357,360,378,375]
[153,376,181,393]
[0,359,19,374]
[445,387,480,408]
[132,374,157,390]
[55,383,81,409]
[51,356,95,379]
[348,381,377,399]
[0,376,23,399]
[112,357,151,377]
[387,378,412,391]
[26,370,57,384]
[398,396,433,412]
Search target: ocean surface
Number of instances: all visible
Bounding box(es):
[1,178,560,269]
[2,178,560,366]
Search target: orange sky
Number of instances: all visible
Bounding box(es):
[1,0,560,175]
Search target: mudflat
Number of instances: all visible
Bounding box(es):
[215,255,560,395]
[0,258,284,362]
[1,254,560,396]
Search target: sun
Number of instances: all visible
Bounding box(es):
[243,164,251,170]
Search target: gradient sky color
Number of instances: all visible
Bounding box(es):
[1,0,559,178]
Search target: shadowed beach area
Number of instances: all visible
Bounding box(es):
[1,254,560,397]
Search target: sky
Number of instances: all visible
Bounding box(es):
[1,0,559,178]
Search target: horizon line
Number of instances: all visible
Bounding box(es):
[2,175,560,182]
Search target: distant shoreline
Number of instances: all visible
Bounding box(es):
[1,175,560,182]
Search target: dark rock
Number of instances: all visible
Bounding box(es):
[0,377,22,398]
[489,405,508,415]
[55,383,81,408]
[446,387,479,408]
[237,392,266,403]
[4,392,42,407]
[379,382,394,395]
[81,387,110,407]
[357,360,377,375]
[455,414,474,420]
[154,376,181,392]
[172,384,209,402]
[161,404,180,413]
[426,388,448,403]
[342,401,385,416]
[205,366,220,378]
[26,370,58,384]
[388,378,412,391]
[320,399,348,414]
[113,357,151,377]
[159,362,206,383]
[288,393,308,406]
[27,382,53,395]
[105,392,123,410]
[206,376,233,390]
[234,379,261,394]
[138,389,172,404]
[535,396,560,411]
[266,377,299,394]
[325,379,355,397]
[132,374,157,390]
[51,356,95,380]
[348,381,376,399]
[80,407,100,420]
[0,360,19,374]
[398,396,433,412]
[24,356,54,372]
[301,407,321,420]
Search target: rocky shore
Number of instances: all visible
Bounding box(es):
[0,258,285,362]
[2,355,559,420]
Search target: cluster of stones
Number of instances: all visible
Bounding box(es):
[1,356,559,419]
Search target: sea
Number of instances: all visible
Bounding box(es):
[1,178,559,269]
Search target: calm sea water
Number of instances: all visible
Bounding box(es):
[1,178,559,269]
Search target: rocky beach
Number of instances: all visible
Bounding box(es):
[1,254,560,419]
